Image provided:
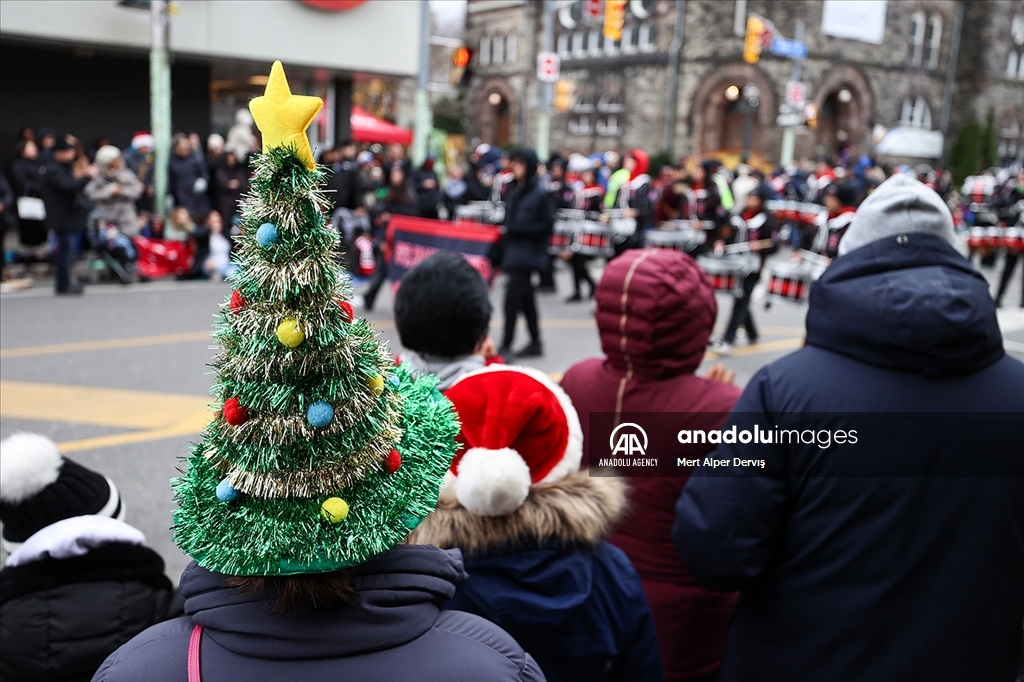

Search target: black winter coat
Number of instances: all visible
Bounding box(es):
[502,153,554,272]
[0,543,175,682]
[326,158,361,212]
[39,160,89,234]
[168,153,211,218]
[673,233,1024,682]
[92,545,544,682]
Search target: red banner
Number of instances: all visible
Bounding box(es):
[386,216,501,284]
[133,236,193,280]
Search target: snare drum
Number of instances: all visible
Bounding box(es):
[644,227,706,252]
[697,254,748,292]
[454,204,487,225]
[1005,227,1024,251]
[549,222,577,254]
[765,260,821,303]
[967,227,986,250]
[574,221,615,257]
[983,226,1006,248]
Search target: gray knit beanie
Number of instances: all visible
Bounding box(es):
[838,174,956,257]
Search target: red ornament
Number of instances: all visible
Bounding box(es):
[229,290,246,314]
[223,397,249,426]
[386,449,402,473]
[339,300,354,323]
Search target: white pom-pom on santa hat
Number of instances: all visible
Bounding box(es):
[1,433,63,504]
[442,365,584,517]
[454,447,533,516]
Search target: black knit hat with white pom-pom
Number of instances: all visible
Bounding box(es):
[0,433,124,552]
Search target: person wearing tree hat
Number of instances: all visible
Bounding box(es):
[408,365,662,682]
[91,62,543,682]
[1,433,177,681]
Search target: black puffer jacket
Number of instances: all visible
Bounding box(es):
[0,543,176,682]
[502,149,554,272]
[39,160,89,235]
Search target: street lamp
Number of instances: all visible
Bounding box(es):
[725,85,740,102]
[741,83,760,163]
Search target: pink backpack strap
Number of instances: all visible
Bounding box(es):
[188,624,203,682]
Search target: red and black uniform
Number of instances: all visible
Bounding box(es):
[722,204,779,345]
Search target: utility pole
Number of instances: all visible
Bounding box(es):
[778,19,804,168]
[662,0,686,156]
[939,0,964,166]
[536,0,554,160]
[412,0,433,166]
[150,0,171,218]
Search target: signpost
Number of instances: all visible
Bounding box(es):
[536,51,560,83]
[785,80,806,107]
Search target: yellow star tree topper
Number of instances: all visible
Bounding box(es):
[249,61,323,170]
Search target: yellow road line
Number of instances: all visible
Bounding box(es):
[58,423,206,454]
[0,331,213,359]
[704,337,804,361]
[0,380,212,430]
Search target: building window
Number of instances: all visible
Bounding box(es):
[1012,13,1024,46]
[900,96,933,129]
[734,0,748,37]
[1010,51,1020,78]
[924,15,942,69]
[589,28,604,56]
[909,11,925,66]
[572,30,587,58]
[493,34,504,65]
[557,32,570,57]
[507,33,518,63]
[622,24,640,53]
[479,36,491,67]
[639,22,656,52]
[605,34,621,56]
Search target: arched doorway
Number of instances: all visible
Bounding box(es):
[478,78,517,148]
[810,65,873,159]
[691,62,776,158]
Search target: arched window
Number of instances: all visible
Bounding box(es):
[924,14,942,69]
[1009,51,1020,78]
[492,34,504,65]
[507,33,518,63]
[900,96,933,129]
[909,11,925,66]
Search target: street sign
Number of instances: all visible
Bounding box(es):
[776,113,802,127]
[537,51,560,83]
[785,81,806,106]
[584,0,602,20]
[771,36,808,59]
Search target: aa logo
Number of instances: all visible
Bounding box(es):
[609,422,648,456]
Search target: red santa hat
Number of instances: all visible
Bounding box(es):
[442,365,583,517]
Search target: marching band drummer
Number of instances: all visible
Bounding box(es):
[816,181,858,259]
[710,186,779,356]
[564,168,606,302]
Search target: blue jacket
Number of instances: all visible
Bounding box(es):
[92,545,544,682]
[408,473,662,682]
[673,233,1024,682]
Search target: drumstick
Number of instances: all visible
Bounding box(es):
[724,238,775,253]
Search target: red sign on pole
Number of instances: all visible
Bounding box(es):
[585,0,602,19]
[537,51,560,83]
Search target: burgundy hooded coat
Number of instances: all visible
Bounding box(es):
[560,248,740,682]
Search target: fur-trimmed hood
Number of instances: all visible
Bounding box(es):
[407,471,627,557]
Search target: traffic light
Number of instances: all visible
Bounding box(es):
[554,80,574,113]
[451,46,473,89]
[743,16,767,64]
[803,103,819,130]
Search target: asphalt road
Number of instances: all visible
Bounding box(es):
[2,256,1022,582]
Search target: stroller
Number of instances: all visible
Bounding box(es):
[85,211,136,284]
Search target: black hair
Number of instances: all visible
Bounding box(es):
[394,252,492,358]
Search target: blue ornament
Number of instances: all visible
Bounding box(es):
[216,478,238,503]
[387,374,401,387]
[256,222,278,247]
[307,400,335,429]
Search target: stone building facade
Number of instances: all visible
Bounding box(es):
[462,0,1024,166]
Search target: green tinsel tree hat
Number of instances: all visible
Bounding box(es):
[171,61,459,577]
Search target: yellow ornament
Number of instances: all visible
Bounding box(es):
[369,374,385,396]
[321,497,349,524]
[249,61,323,170]
[276,318,305,348]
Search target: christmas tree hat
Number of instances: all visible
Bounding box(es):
[172,61,459,577]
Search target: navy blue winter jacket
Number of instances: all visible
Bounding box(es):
[673,232,1024,682]
[91,545,545,682]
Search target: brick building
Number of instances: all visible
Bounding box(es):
[462,0,1024,166]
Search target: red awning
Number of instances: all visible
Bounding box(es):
[350,106,413,145]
